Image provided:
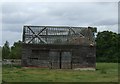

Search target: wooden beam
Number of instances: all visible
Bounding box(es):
[36,27,47,36]
[22,26,25,43]
[27,27,47,44]
[27,26,36,34]
[69,27,76,34]
[24,25,86,28]
[37,35,47,44]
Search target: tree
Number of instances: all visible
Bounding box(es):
[9,40,22,59]
[2,41,10,59]
[0,46,2,59]
[96,31,119,62]
[118,34,120,63]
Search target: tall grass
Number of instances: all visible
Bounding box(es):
[2,63,118,82]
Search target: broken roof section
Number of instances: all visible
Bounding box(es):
[22,26,97,45]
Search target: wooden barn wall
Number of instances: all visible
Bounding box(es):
[22,44,96,69]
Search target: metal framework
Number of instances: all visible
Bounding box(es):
[23,26,96,45]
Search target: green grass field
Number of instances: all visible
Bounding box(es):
[2,63,118,82]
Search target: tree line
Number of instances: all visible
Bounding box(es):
[1,31,120,62]
[96,31,120,62]
[2,40,22,59]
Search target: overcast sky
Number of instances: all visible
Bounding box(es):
[1,2,118,46]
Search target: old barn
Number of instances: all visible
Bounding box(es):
[22,26,96,69]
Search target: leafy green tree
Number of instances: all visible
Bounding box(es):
[96,31,119,62]
[118,34,120,63]
[2,41,10,59]
[9,40,22,59]
[0,46,2,59]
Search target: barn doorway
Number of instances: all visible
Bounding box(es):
[49,50,72,69]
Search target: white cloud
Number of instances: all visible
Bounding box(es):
[2,31,22,46]
[1,0,120,2]
[97,24,118,33]
[1,2,118,46]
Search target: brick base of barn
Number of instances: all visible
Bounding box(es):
[22,44,96,69]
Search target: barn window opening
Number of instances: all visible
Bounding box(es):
[32,50,39,53]
[29,57,38,60]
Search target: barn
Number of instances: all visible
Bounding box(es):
[21,26,97,69]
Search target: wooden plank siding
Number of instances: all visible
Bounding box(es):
[22,44,96,69]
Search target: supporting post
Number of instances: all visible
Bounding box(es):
[46,28,48,42]
[71,55,72,69]
[59,51,62,69]
[22,26,25,43]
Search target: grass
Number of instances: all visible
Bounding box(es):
[2,63,118,82]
